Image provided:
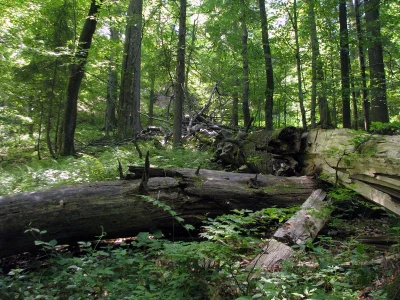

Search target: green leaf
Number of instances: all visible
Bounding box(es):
[152,229,163,239]
[48,239,57,247]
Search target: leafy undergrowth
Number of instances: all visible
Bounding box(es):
[1,204,399,299]
[0,126,216,195]
[1,127,400,299]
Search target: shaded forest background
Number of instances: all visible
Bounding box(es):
[1,0,399,159]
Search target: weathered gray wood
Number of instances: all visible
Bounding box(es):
[304,128,400,215]
[0,168,319,258]
[250,239,294,271]
[273,189,329,245]
[249,189,330,270]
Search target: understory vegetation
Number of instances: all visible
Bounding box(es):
[1,125,400,299]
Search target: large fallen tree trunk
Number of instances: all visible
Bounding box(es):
[0,168,319,258]
[214,127,400,215]
[304,128,400,215]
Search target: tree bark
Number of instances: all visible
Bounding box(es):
[62,0,102,155]
[340,0,351,128]
[0,169,319,258]
[46,62,58,158]
[173,0,186,148]
[353,0,370,131]
[184,17,198,113]
[105,27,118,136]
[290,0,307,130]
[117,0,143,141]
[240,0,251,128]
[258,0,274,130]
[148,72,156,126]
[307,0,331,129]
[364,0,389,123]
[231,78,239,127]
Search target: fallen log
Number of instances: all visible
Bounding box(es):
[304,128,400,215]
[249,189,330,270]
[0,168,319,258]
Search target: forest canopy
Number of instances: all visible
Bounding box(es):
[1,0,399,158]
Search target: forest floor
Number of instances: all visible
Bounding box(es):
[1,124,399,299]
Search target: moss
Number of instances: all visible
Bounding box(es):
[263,184,300,194]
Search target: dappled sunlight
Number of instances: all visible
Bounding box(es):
[0,139,216,196]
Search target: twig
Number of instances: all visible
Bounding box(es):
[117,158,125,179]
[139,151,150,194]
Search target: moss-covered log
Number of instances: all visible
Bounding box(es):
[0,168,319,258]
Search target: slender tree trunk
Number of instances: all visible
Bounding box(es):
[184,17,198,113]
[55,94,63,153]
[307,0,331,128]
[364,0,389,123]
[330,52,338,127]
[37,101,44,160]
[258,0,274,130]
[354,0,370,130]
[27,98,34,136]
[340,0,351,128]
[105,28,118,137]
[308,0,317,128]
[148,72,156,126]
[132,0,143,134]
[231,78,239,127]
[106,62,118,136]
[351,75,359,130]
[46,62,57,158]
[290,0,307,130]
[173,0,186,148]
[240,0,251,128]
[117,0,143,141]
[62,0,102,155]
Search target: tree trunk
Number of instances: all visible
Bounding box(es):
[132,0,142,134]
[353,0,370,131]
[365,0,389,123]
[304,128,400,215]
[340,0,351,128]
[258,0,274,130]
[148,72,156,126]
[105,27,118,136]
[351,75,359,130]
[249,189,329,269]
[184,17,198,113]
[173,0,186,148]
[117,0,143,141]
[63,0,102,155]
[240,0,251,128]
[46,62,58,158]
[290,0,307,130]
[231,78,239,127]
[307,0,331,129]
[0,168,319,258]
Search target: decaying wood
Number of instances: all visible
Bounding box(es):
[273,189,330,245]
[250,239,294,270]
[249,189,329,270]
[304,128,400,215]
[214,126,305,175]
[0,168,319,258]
